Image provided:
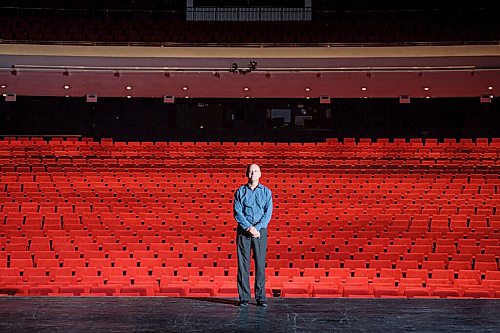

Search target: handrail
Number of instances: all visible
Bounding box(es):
[1,39,498,48]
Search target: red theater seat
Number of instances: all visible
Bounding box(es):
[281,282,311,297]
[404,287,432,298]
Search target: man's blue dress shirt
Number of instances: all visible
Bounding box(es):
[233,183,273,231]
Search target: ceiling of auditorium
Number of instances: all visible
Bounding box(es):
[1,44,499,100]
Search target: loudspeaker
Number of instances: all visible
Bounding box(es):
[163,95,175,103]
[320,96,331,104]
[399,95,411,104]
[4,93,16,102]
[480,94,492,103]
[86,94,97,103]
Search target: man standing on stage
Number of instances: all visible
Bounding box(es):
[233,163,273,307]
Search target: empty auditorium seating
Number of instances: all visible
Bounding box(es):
[0,137,498,299]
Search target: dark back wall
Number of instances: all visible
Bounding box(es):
[0,96,498,142]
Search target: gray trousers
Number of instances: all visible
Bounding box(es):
[236,226,267,302]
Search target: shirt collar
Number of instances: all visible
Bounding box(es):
[246,183,262,190]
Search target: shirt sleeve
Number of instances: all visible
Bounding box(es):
[233,188,252,230]
[254,189,273,231]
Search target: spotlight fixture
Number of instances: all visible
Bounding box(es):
[63,85,70,90]
[229,61,257,75]
[305,87,311,92]
[182,86,188,91]
[423,87,430,91]
[361,87,367,91]
[0,85,6,89]
[488,86,493,90]
[126,86,132,90]
[164,72,170,78]
[229,63,239,74]
[63,70,69,76]
[248,61,257,71]
[243,87,249,91]
[11,66,17,76]
[213,72,220,78]
[114,71,120,77]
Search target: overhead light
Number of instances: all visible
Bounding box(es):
[488,86,493,90]
[126,86,132,90]
[425,96,430,99]
[126,95,132,99]
[361,87,367,91]
[0,85,6,89]
[305,87,311,92]
[63,85,70,90]
[305,96,310,99]
[243,87,249,91]
[184,96,189,98]
[423,87,430,91]
[245,96,250,99]
[65,95,70,98]
[182,86,188,91]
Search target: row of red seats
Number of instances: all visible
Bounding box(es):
[3,271,499,298]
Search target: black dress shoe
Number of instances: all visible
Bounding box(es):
[257,301,268,307]
[239,301,249,307]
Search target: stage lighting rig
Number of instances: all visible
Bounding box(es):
[229,63,239,74]
[229,61,257,74]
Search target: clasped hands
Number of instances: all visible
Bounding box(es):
[246,226,260,238]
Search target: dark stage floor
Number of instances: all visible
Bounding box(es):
[0,297,498,333]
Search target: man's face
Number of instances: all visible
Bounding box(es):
[247,164,261,182]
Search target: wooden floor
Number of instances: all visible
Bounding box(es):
[0,297,499,332]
